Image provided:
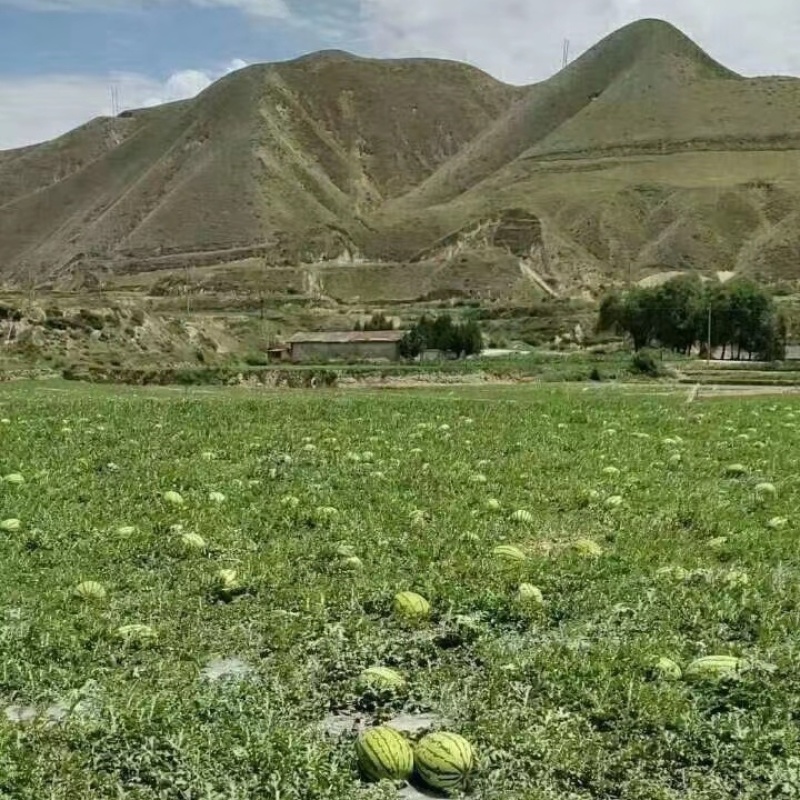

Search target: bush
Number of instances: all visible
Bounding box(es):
[630,349,663,377]
[243,352,270,367]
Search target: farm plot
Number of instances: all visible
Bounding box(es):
[0,384,799,799]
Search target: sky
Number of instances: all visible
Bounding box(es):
[2,0,800,150]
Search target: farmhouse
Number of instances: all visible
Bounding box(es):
[287,330,405,363]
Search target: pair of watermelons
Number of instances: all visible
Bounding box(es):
[356,726,475,794]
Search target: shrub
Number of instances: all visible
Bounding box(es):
[630,349,663,377]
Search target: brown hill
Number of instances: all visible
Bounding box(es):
[3,19,800,297]
[0,52,519,284]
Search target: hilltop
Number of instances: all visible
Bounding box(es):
[3,19,800,300]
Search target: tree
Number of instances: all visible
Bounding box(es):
[726,278,772,359]
[597,293,624,335]
[458,319,484,357]
[596,275,784,360]
[399,313,483,359]
[399,328,425,360]
[652,274,705,354]
[617,287,657,351]
[706,283,734,359]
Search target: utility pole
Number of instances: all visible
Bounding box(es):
[707,306,712,365]
[184,264,191,317]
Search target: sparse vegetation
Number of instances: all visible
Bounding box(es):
[353,312,395,332]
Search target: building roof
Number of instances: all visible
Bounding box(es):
[287,330,405,344]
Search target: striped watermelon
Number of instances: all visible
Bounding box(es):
[516,583,543,604]
[393,591,431,621]
[181,532,208,552]
[115,623,156,644]
[573,538,603,557]
[355,726,414,782]
[415,731,475,793]
[654,657,682,680]
[74,581,106,601]
[359,666,406,691]
[685,655,748,680]
[492,544,527,563]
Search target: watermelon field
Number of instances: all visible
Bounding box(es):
[1,381,799,799]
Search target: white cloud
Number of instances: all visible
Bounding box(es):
[357,0,800,84]
[0,59,247,150]
[0,0,291,15]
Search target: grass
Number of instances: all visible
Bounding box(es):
[1,382,799,797]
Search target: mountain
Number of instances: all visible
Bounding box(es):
[3,19,800,298]
[0,52,519,284]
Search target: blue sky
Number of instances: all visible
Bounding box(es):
[1,0,799,150]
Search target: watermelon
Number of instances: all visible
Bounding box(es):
[181,532,208,552]
[653,657,682,680]
[393,591,431,621]
[510,510,534,524]
[685,655,748,680]
[492,544,527,563]
[217,569,238,588]
[0,519,21,532]
[415,731,476,793]
[573,539,603,557]
[358,666,406,691]
[516,583,543,604]
[163,490,184,506]
[74,581,106,601]
[707,537,728,550]
[212,569,245,602]
[116,623,156,644]
[340,556,364,571]
[355,727,414,782]
[3,473,24,485]
[315,506,340,521]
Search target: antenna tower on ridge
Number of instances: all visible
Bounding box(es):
[110,84,120,116]
[562,39,571,69]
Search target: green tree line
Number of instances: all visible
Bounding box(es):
[399,313,483,359]
[597,275,787,360]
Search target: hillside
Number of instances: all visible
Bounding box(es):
[3,19,800,298]
[0,53,519,285]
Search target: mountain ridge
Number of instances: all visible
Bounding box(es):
[2,18,800,296]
